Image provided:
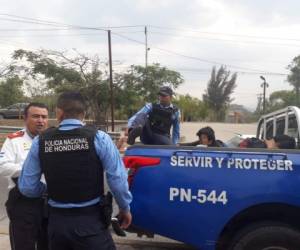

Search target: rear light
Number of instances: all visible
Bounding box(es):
[123,156,161,186]
[123,156,161,169]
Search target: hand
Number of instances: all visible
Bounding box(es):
[116,136,128,150]
[124,128,129,136]
[118,210,132,229]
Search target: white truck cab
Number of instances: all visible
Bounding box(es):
[257,106,300,147]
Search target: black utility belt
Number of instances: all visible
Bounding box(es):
[154,132,170,137]
[49,203,100,215]
[11,177,19,185]
[9,180,42,202]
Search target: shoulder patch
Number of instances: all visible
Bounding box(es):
[7,131,25,139]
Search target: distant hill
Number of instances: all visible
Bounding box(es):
[226,104,255,123]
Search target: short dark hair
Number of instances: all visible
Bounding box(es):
[196,126,216,142]
[24,103,48,118]
[57,91,86,118]
[273,134,296,149]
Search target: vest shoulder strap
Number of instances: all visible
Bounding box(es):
[81,125,98,136]
[172,105,178,113]
[152,103,178,111]
[40,127,58,139]
[41,125,98,137]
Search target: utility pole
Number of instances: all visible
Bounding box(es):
[145,26,148,68]
[260,76,269,114]
[256,93,263,113]
[108,30,114,132]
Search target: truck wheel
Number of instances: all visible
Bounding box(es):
[229,222,300,250]
[0,114,3,119]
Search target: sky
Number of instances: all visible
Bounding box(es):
[0,0,300,110]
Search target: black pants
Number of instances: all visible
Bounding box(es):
[48,205,116,250]
[6,187,48,250]
[132,113,173,145]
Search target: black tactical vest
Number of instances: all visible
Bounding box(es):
[39,126,103,203]
[148,103,177,135]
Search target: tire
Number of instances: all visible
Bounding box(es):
[229,222,300,250]
[0,114,4,119]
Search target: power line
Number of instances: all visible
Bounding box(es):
[147,48,289,65]
[149,25,300,43]
[111,32,145,45]
[0,28,72,31]
[0,17,67,28]
[171,67,287,76]
[0,14,290,77]
[149,31,300,48]
[112,32,287,75]
[1,14,299,43]
[0,15,107,32]
[0,14,144,30]
[234,92,260,95]
[0,31,144,38]
[0,13,72,27]
[0,33,108,38]
[0,26,297,51]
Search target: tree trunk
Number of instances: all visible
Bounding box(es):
[296,87,300,107]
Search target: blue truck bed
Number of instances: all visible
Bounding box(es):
[124,145,300,250]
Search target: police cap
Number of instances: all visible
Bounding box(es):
[158,86,173,96]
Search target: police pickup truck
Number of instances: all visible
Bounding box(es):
[123,106,300,250]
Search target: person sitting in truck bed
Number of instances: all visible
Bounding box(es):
[180,126,225,147]
[239,134,296,149]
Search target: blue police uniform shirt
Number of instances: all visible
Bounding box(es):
[18,119,132,212]
[128,103,181,144]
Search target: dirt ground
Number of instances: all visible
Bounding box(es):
[178,122,256,142]
[0,119,257,141]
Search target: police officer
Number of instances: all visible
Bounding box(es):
[18,91,132,250]
[127,86,180,145]
[0,103,49,250]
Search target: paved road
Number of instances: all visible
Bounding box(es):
[0,233,194,250]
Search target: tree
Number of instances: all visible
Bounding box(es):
[13,49,109,123]
[173,94,208,121]
[114,63,184,116]
[269,90,296,110]
[287,56,300,106]
[256,90,298,115]
[203,66,237,121]
[12,50,184,123]
[0,76,25,107]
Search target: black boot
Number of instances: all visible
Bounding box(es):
[127,126,143,145]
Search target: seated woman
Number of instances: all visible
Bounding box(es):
[180,126,225,147]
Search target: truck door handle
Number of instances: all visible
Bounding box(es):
[224,151,288,160]
[173,150,288,160]
[173,150,195,155]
